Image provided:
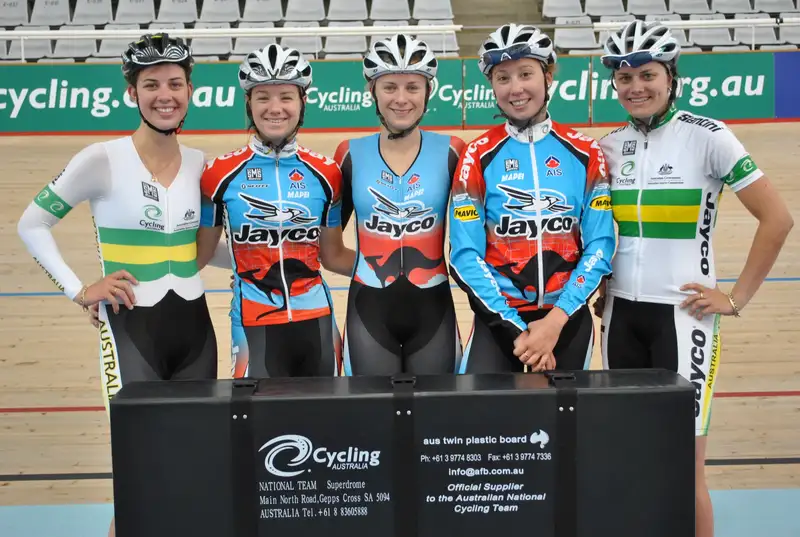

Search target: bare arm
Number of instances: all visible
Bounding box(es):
[319,226,355,277]
[729,176,794,309]
[196,226,224,270]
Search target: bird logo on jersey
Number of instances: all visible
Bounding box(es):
[239,193,317,226]
[364,187,436,238]
[369,187,433,220]
[495,185,577,239]
[497,184,572,214]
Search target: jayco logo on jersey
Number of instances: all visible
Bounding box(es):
[458,137,490,184]
[494,184,577,238]
[565,131,608,178]
[233,193,320,246]
[364,186,436,238]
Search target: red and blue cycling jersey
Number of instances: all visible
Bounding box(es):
[200,139,342,326]
[449,117,615,337]
[334,131,464,289]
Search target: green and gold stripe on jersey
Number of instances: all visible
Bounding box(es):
[611,188,704,240]
[95,227,199,282]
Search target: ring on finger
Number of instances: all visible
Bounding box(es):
[699,291,705,299]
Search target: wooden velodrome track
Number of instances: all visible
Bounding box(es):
[0,123,798,507]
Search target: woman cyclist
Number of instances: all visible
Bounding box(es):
[333,34,465,375]
[449,23,616,373]
[196,44,355,378]
[17,33,218,537]
[596,20,793,537]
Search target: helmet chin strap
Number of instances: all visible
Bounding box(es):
[136,99,186,136]
[629,90,674,133]
[254,101,306,154]
[494,85,551,132]
[371,83,430,140]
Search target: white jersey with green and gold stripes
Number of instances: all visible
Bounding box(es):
[599,107,763,305]
[18,136,206,307]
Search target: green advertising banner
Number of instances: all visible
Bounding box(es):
[0,62,246,133]
[0,51,780,134]
[589,52,775,124]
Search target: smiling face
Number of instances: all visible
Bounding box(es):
[372,73,428,132]
[128,64,192,131]
[490,58,553,124]
[613,61,673,119]
[246,84,304,144]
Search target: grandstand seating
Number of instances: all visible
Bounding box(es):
[2,0,800,64]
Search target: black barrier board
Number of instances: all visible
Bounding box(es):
[414,389,558,536]
[109,370,695,537]
[245,395,396,536]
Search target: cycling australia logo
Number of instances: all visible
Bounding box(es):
[233,193,320,245]
[494,184,576,238]
[139,204,165,231]
[258,434,381,477]
[364,186,436,238]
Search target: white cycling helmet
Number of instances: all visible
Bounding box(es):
[362,33,438,82]
[238,43,312,92]
[601,20,680,70]
[478,23,556,78]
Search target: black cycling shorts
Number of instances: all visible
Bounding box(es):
[98,290,218,410]
[458,305,593,373]
[341,277,461,375]
[233,314,341,378]
[600,295,721,436]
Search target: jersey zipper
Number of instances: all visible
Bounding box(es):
[528,130,545,309]
[634,135,649,300]
[398,172,404,278]
[274,157,293,321]
[164,181,171,285]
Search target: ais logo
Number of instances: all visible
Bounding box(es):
[544,155,562,177]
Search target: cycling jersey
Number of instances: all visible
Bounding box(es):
[599,106,764,305]
[18,136,207,306]
[449,117,616,343]
[200,138,342,326]
[335,131,464,288]
[333,131,464,375]
[17,136,216,409]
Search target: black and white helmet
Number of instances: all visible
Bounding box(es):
[238,43,313,92]
[121,33,193,84]
[363,34,438,82]
[478,23,556,77]
[601,20,680,70]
